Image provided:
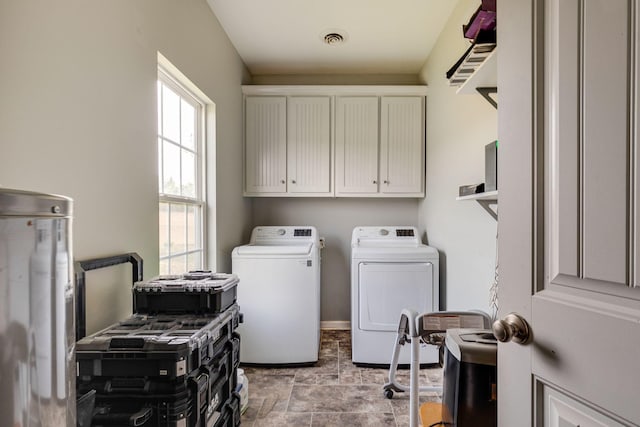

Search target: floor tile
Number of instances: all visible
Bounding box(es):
[240,329,443,427]
[248,412,312,427]
[288,384,393,413]
[311,412,396,426]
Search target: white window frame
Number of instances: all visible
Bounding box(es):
[157,66,207,274]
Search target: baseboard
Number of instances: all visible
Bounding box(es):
[320,320,351,330]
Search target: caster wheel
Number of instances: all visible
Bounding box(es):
[384,389,394,399]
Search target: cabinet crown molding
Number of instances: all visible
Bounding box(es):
[242,85,428,96]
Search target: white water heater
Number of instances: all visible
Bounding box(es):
[0,188,75,426]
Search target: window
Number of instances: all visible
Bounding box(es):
[157,67,205,275]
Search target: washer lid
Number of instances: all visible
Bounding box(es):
[235,243,312,256]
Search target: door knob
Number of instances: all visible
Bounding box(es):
[492,312,531,344]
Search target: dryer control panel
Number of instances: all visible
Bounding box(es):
[352,226,422,247]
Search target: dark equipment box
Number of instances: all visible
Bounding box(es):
[133,271,238,315]
[77,308,241,427]
[84,358,233,427]
[89,390,239,427]
[87,389,240,427]
[76,305,239,379]
[442,328,497,427]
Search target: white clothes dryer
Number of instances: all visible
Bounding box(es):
[351,226,439,366]
[232,226,320,365]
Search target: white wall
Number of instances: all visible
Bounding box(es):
[0,0,250,334]
[418,0,498,314]
[252,198,419,322]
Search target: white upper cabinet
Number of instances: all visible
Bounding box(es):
[244,95,332,196]
[244,96,287,194]
[380,96,425,195]
[287,97,332,194]
[242,86,427,198]
[335,96,380,195]
[335,95,425,197]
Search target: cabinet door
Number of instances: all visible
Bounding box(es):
[287,97,332,194]
[335,96,380,195]
[244,96,287,194]
[380,96,425,195]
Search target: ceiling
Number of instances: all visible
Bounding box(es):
[206,0,459,76]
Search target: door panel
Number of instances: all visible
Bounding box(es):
[541,384,626,427]
[532,290,640,422]
[579,0,629,284]
[287,96,332,194]
[244,96,287,194]
[499,0,640,426]
[379,96,425,194]
[335,96,379,194]
[544,4,640,420]
[358,262,433,331]
[548,0,630,286]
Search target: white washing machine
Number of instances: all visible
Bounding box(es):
[232,226,320,365]
[351,226,439,366]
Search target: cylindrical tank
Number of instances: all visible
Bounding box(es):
[0,188,75,427]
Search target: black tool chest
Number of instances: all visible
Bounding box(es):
[133,272,239,315]
[75,256,241,427]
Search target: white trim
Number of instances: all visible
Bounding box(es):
[158,52,214,105]
[157,57,209,273]
[242,85,428,96]
[320,320,351,330]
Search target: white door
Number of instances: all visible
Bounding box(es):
[498,1,640,426]
[287,96,332,194]
[335,96,380,195]
[358,262,433,331]
[379,96,425,195]
[244,96,287,194]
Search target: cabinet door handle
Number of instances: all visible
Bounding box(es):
[384,180,389,184]
[280,179,286,184]
[373,180,377,184]
[291,180,296,184]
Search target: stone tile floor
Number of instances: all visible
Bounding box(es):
[240,329,443,427]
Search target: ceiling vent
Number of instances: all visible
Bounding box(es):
[323,32,345,45]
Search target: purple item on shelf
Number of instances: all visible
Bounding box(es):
[464,10,496,40]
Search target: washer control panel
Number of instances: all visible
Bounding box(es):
[251,226,317,243]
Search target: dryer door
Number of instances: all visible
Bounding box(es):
[358,262,434,331]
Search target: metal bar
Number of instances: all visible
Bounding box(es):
[477,199,499,220]
[476,87,498,109]
[74,252,143,340]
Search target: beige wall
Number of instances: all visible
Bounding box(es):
[0,0,250,334]
[251,198,419,322]
[251,74,421,85]
[418,0,498,314]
